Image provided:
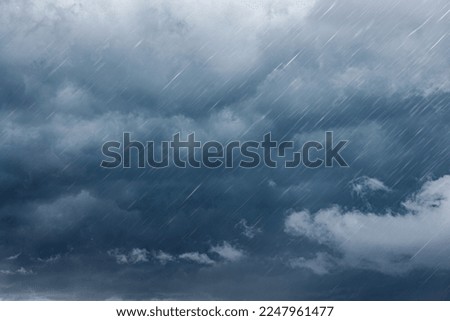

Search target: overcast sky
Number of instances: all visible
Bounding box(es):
[0,0,449,299]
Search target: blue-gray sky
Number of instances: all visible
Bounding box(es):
[0,0,449,299]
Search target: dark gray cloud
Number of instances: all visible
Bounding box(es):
[0,0,449,299]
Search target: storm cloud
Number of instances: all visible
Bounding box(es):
[0,0,449,299]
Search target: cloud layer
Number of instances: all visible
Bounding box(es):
[0,0,448,299]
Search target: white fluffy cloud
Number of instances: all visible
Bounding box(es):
[350,176,391,197]
[285,175,450,274]
[210,242,245,262]
[152,250,175,265]
[236,219,262,239]
[179,252,215,265]
[108,243,246,266]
